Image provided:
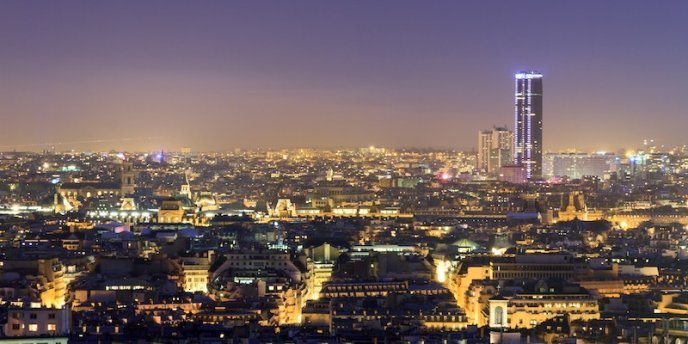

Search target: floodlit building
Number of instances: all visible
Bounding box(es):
[489,280,599,329]
[180,255,211,293]
[3,302,71,337]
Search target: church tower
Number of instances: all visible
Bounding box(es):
[120,161,136,196]
[180,170,192,199]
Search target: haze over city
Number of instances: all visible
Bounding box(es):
[2,0,688,152]
[6,2,688,343]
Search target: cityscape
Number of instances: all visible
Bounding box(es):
[2,1,688,344]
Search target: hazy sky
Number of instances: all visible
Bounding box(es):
[1,1,687,152]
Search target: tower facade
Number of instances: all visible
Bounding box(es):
[514,71,543,179]
[180,170,192,199]
[120,161,136,196]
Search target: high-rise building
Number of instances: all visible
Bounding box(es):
[478,127,513,174]
[478,130,492,173]
[514,71,543,179]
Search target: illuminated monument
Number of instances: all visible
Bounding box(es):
[514,71,543,179]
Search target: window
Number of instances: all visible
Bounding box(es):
[28,323,38,331]
[48,314,56,319]
[494,306,504,325]
[30,313,37,319]
[48,323,57,331]
[12,324,20,330]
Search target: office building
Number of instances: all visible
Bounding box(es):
[514,71,544,179]
[478,127,513,174]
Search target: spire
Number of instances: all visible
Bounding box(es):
[180,169,192,199]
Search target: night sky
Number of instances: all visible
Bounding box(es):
[1,1,687,152]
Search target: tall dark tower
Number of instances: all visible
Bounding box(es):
[514,71,543,179]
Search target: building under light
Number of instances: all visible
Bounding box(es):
[478,126,513,174]
[514,71,543,179]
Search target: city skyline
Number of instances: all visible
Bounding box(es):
[1,1,688,152]
[5,2,688,341]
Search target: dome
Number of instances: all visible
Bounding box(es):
[451,239,482,253]
[195,193,218,211]
[196,195,216,206]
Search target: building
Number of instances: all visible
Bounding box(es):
[649,319,688,344]
[463,279,499,326]
[499,164,528,184]
[478,127,513,174]
[491,254,589,280]
[157,198,187,223]
[2,302,71,337]
[57,160,136,201]
[557,191,604,221]
[489,280,599,330]
[211,249,305,285]
[119,161,136,196]
[304,243,342,299]
[543,152,618,179]
[180,255,211,293]
[57,182,121,199]
[514,71,543,179]
[0,258,67,308]
[208,273,305,325]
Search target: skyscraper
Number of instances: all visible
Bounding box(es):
[478,126,513,174]
[478,130,493,173]
[514,71,543,179]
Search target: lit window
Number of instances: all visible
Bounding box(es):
[48,323,57,331]
[28,324,38,331]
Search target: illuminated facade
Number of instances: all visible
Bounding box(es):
[478,127,513,174]
[181,256,211,293]
[211,249,303,282]
[58,182,121,199]
[304,243,341,299]
[157,199,187,223]
[464,280,499,326]
[36,259,67,308]
[514,71,543,179]
[489,292,599,329]
[308,262,334,299]
[3,303,71,337]
[0,258,67,308]
[57,160,136,204]
[557,191,604,221]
